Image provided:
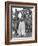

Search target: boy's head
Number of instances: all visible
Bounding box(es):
[20,16,24,21]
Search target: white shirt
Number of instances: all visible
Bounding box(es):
[17,21,26,36]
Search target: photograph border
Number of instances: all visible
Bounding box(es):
[5,1,37,45]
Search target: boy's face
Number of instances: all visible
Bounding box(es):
[20,17,24,21]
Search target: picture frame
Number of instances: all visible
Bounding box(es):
[5,1,37,45]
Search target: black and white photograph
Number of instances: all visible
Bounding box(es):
[11,7,32,38]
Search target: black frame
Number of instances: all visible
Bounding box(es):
[5,1,37,45]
